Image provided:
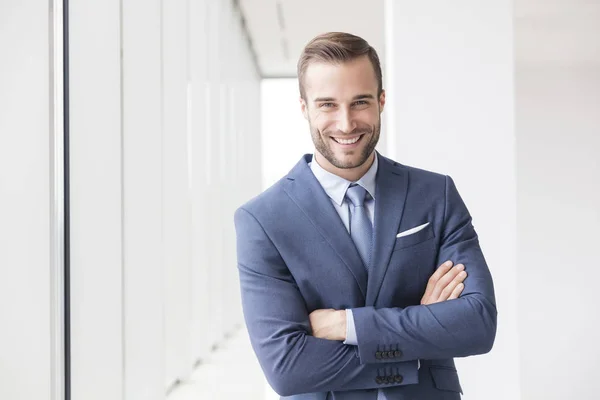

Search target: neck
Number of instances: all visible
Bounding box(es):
[314,151,376,182]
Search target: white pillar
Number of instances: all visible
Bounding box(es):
[384,1,520,399]
[69,0,124,398]
[162,0,194,386]
[121,0,165,398]
[0,1,57,399]
[205,0,223,349]
[189,0,212,363]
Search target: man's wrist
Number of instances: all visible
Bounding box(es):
[338,309,347,341]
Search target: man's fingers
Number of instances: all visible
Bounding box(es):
[439,270,467,301]
[423,260,453,301]
[430,264,464,301]
[448,283,464,300]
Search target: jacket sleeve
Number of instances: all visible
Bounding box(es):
[351,175,498,364]
[234,207,419,396]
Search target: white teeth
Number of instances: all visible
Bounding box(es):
[334,136,360,145]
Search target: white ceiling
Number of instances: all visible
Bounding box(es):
[238,0,600,78]
[238,0,385,77]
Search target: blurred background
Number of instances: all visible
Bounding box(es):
[1,0,598,399]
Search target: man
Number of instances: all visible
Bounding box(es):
[234,32,496,400]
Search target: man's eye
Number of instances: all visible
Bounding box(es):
[353,101,368,106]
[320,103,335,108]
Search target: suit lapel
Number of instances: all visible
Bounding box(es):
[366,153,409,305]
[284,155,368,300]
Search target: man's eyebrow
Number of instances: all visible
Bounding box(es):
[353,94,375,100]
[312,94,375,103]
[313,97,336,103]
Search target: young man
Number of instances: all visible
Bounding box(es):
[234,32,497,400]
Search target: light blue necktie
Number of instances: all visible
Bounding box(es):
[347,185,387,399]
[345,184,373,271]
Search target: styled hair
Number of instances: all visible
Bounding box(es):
[297,32,383,100]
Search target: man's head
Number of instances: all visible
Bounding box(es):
[298,32,385,180]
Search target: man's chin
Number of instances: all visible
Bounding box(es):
[330,155,368,170]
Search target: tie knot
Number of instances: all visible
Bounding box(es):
[346,184,368,207]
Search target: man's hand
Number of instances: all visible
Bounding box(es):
[309,309,347,341]
[421,260,467,305]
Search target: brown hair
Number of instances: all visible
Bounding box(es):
[297,32,383,100]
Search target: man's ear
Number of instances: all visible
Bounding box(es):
[379,90,386,113]
[300,97,309,120]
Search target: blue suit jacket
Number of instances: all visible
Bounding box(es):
[234,153,497,400]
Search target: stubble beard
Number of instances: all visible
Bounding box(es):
[310,119,381,170]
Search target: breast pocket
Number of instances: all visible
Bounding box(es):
[393,222,435,251]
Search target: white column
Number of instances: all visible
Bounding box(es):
[121,0,165,398]
[205,0,224,349]
[0,1,56,399]
[69,0,124,398]
[384,1,520,399]
[189,0,212,362]
[162,0,194,386]
[218,0,234,339]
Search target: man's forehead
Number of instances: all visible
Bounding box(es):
[304,59,378,101]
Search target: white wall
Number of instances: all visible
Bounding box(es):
[384,1,519,399]
[515,3,600,397]
[0,1,56,399]
[516,66,600,400]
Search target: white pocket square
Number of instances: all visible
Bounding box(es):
[396,222,430,238]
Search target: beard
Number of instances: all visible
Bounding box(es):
[309,118,380,169]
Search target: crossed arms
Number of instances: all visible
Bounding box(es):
[234,176,497,396]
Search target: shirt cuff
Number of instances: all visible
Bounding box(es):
[343,309,358,345]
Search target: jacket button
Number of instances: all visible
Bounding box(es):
[382,376,390,384]
[376,377,383,384]
[381,351,388,359]
[387,351,394,358]
[394,375,403,383]
[394,350,402,358]
[375,351,382,359]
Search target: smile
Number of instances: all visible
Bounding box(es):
[332,135,363,145]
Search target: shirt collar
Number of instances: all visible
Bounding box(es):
[309,154,378,206]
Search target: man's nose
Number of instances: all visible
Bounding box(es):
[336,109,356,134]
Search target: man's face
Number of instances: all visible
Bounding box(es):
[300,55,385,171]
